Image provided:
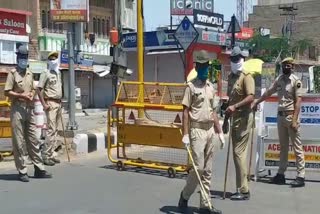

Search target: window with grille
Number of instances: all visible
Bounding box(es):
[106,19,110,36]
[98,19,101,35]
[102,19,106,36]
[93,18,97,34]
[2,42,14,52]
[48,11,54,32]
[41,10,47,29]
[309,46,316,60]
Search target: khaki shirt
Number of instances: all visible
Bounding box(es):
[4,68,35,104]
[227,71,255,111]
[267,73,302,111]
[38,69,62,99]
[182,79,216,123]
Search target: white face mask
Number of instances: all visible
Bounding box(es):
[231,58,244,74]
[48,59,60,73]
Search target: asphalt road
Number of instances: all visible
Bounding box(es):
[0,138,319,214]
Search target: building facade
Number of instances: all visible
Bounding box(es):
[0,7,31,82]
[257,0,313,6]
[0,0,137,108]
[249,0,320,65]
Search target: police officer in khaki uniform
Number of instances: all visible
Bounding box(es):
[178,50,225,214]
[252,57,306,187]
[222,47,255,200]
[37,51,63,166]
[4,45,52,182]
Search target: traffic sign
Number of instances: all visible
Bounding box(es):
[174,16,199,50]
[227,15,241,33]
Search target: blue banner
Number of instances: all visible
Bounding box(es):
[122,30,179,51]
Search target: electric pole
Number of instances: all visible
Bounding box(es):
[67,23,78,130]
[111,0,121,127]
[279,4,298,43]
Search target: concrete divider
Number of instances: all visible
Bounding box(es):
[72,130,117,155]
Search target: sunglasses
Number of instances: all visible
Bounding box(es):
[17,54,28,59]
[282,63,293,68]
[230,55,242,63]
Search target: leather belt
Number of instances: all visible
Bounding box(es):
[45,98,61,103]
[12,100,32,108]
[190,122,213,130]
[278,110,294,116]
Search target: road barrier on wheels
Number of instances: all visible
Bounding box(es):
[254,90,320,180]
[107,81,189,178]
[0,83,12,162]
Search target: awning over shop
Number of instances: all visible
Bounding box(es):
[60,64,94,72]
[93,65,111,77]
[146,49,184,55]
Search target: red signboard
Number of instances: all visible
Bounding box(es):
[235,27,254,40]
[0,11,27,36]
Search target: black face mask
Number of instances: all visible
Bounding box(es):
[283,68,291,75]
[282,64,292,75]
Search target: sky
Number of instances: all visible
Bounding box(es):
[144,0,237,31]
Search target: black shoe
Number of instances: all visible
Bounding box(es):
[290,177,305,188]
[178,192,188,211]
[230,192,250,201]
[34,166,52,179]
[270,173,286,185]
[199,207,222,214]
[43,158,55,166]
[51,157,61,164]
[19,173,29,182]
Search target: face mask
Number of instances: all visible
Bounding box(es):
[48,59,60,72]
[283,68,291,75]
[231,58,244,74]
[197,67,209,81]
[17,59,28,70]
[282,65,292,75]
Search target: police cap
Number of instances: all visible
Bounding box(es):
[281,57,294,64]
[16,45,28,55]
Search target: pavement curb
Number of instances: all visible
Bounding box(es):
[72,130,116,155]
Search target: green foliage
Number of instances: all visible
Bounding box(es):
[208,59,221,84]
[249,34,313,63]
[313,66,320,93]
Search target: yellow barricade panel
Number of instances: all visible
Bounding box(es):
[118,124,183,148]
[107,82,189,176]
[115,81,186,108]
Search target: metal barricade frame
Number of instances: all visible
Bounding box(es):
[254,91,320,181]
[0,83,12,161]
[107,81,189,178]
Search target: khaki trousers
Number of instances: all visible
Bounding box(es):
[182,127,214,208]
[277,115,305,177]
[11,104,45,174]
[43,101,61,159]
[231,111,253,193]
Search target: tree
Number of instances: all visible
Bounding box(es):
[313,66,320,93]
[249,34,312,63]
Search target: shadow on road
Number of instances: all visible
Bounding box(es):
[209,190,233,199]
[256,176,320,185]
[159,205,199,214]
[100,165,188,179]
[0,174,19,181]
